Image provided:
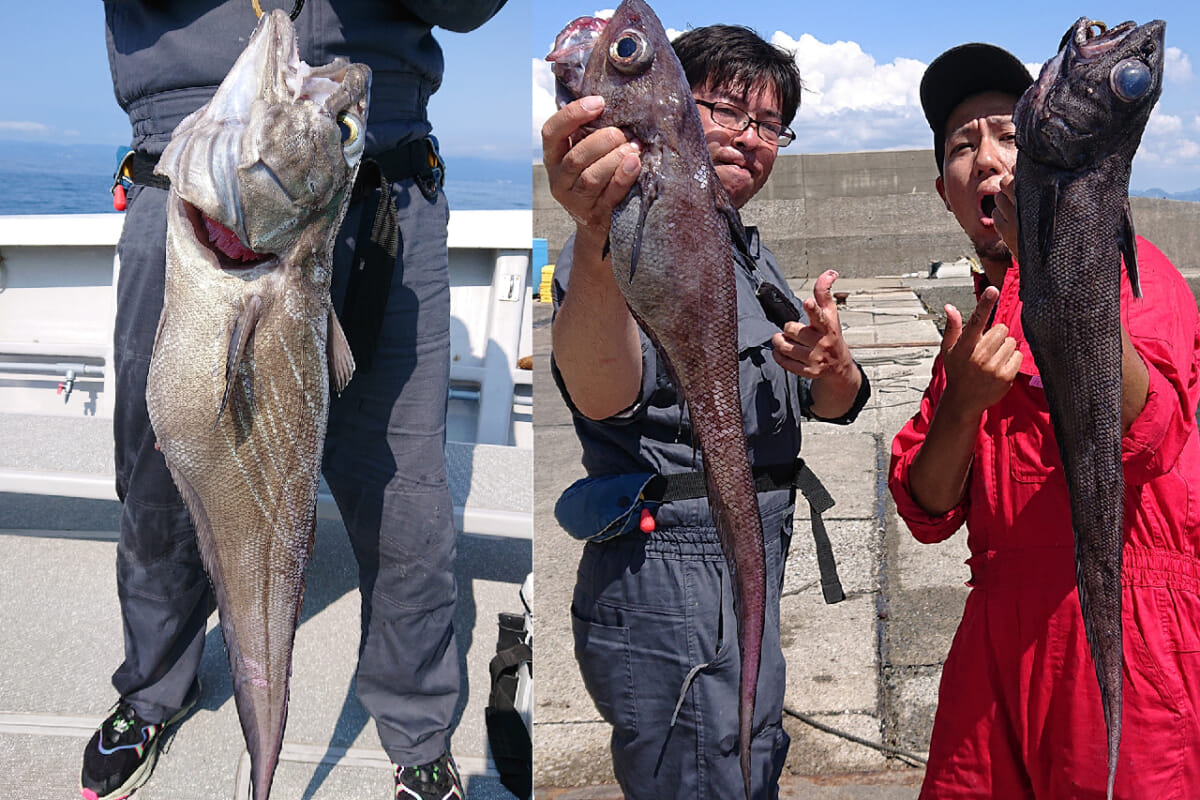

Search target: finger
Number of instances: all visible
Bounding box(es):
[961,286,1000,344]
[772,330,811,363]
[772,340,820,378]
[1002,349,1024,380]
[541,95,606,164]
[993,192,1017,253]
[596,143,642,208]
[942,304,963,353]
[982,331,1017,373]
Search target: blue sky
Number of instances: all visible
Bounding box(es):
[0,1,531,164]
[532,0,1200,193]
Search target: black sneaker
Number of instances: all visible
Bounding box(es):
[79,696,195,800]
[394,752,464,800]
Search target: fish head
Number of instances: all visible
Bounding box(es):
[157,9,371,269]
[546,15,608,108]
[1015,17,1164,170]
[576,0,716,191]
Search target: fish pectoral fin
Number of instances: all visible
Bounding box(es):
[628,173,659,282]
[1037,180,1058,260]
[217,295,264,427]
[1120,199,1142,299]
[328,308,356,395]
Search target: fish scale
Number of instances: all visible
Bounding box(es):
[145,10,369,800]
[1014,16,1165,799]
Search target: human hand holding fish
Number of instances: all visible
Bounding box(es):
[991,174,1019,254]
[541,94,642,237]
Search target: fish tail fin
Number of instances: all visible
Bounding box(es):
[1120,200,1141,299]
[1076,545,1123,800]
[217,295,264,427]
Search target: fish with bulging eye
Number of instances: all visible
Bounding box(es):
[146,10,370,799]
[548,2,769,797]
[1014,16,1165,799]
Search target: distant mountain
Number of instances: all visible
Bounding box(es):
[0,140,121,177]
[1132,187,1200,203]
[0,140,529,213]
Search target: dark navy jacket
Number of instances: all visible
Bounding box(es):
[551,227,867,532]
[104,0,506,156]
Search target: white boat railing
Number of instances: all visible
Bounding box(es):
[0,210,533,539]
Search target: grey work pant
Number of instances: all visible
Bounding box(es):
[111,178,459,767]
[571,499,794,800]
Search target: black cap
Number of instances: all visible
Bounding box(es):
[920,43,1034,173]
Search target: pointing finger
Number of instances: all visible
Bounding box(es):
[960,286,1000,345]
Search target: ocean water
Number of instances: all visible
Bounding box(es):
[0,142,531,215]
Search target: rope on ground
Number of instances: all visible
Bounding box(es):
[782,705,928,768]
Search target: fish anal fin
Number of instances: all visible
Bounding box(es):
[217,295,263,428]
[1120,199,1142,299]
[328,308,356,395]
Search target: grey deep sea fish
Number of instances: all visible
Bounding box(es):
[146,10,369,799]
[548,1,768,796]
[1013,16,1165,798]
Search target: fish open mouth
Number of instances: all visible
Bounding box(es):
[181,199,275,271]
[1072,20,1137,59]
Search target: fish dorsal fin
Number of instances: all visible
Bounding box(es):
[328,308,356,395]
[1120,199,1142,299]
[217,295,263,427]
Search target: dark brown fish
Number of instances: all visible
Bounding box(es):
[549,2,766,796]
[146,10,369,799]
[1014,17,1165,798]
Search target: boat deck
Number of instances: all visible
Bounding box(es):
[0,212,534,799]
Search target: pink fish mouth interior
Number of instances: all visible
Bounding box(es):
[203,215,268,264]
[180,201,274,271]
[182,200,274,270]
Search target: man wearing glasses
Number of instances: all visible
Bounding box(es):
[541,23,868,799]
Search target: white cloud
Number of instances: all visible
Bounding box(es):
[1135,110,1200,175]
[1148,111,1184,136]
[0,121,50,135]
[771,32,926,115]
[532,57,556,158]
[1165,47,1193,83]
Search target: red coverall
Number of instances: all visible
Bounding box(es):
[889,237,1200,799]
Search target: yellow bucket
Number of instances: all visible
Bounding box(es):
[538,264,555,303]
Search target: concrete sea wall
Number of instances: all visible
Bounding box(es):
[533,149,1200,280]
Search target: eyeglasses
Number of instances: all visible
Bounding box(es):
[695,99,795,147]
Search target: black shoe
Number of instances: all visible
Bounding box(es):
[79,695,195,800]
[394,752,464,800]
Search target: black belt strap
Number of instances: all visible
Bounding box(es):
[650,458,846,604]
[123,150,171,191]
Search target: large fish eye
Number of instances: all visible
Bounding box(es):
[1110,58,1152,102]
[338,111,365,166]
[609,30,653,74]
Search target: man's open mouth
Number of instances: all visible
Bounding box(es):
[980,194,997,223]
